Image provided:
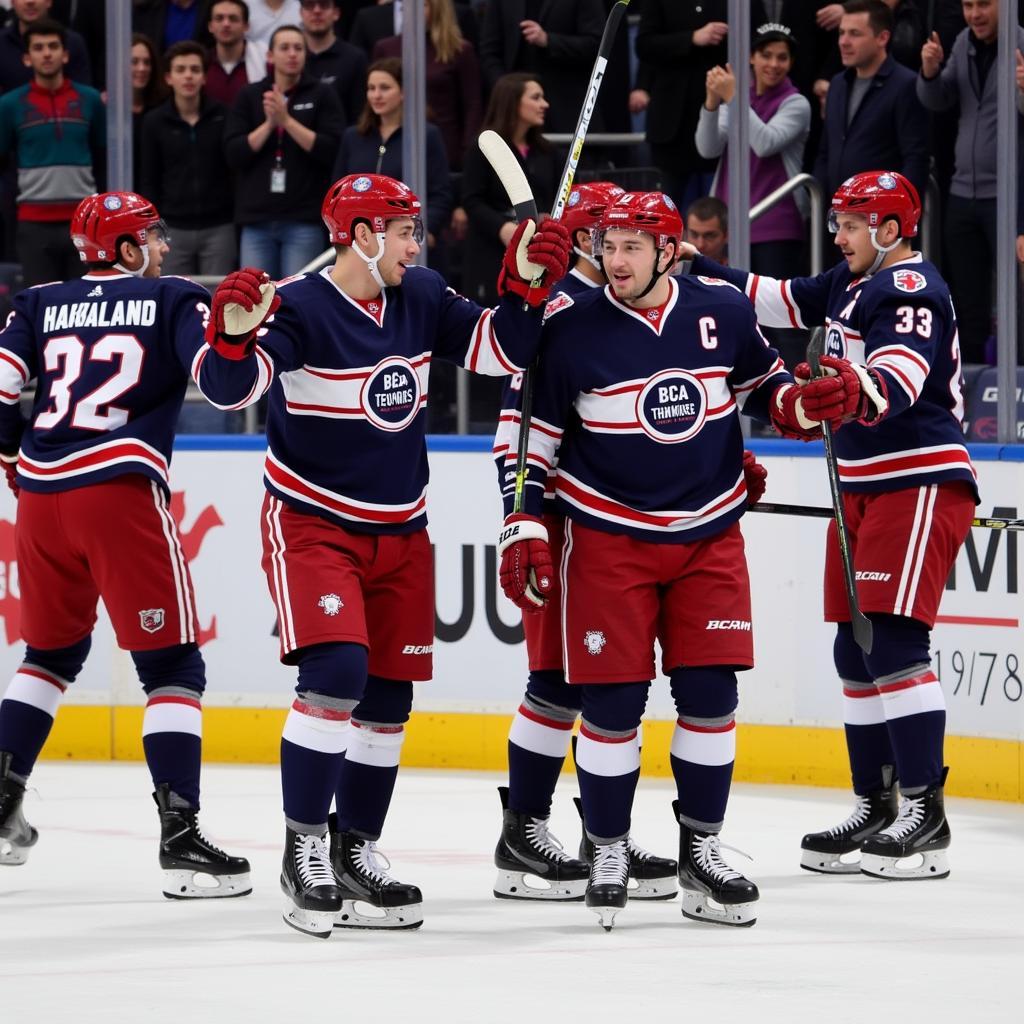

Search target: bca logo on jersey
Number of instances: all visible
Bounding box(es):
[360,355,422,431]
[893,269,926,293]
[636,368,708,443]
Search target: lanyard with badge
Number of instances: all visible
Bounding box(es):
[271,123,287,193]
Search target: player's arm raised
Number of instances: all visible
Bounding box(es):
[435,219,571,375]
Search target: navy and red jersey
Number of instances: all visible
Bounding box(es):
[690,252,978,498]
[195,265,543,534]
[520,275,793,544]
[0,272,211,493]
[493,267,601,514]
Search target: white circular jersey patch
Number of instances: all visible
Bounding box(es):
[635,368,708,443]
[360,356,422,431]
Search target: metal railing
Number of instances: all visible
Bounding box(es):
[749,173,824,276]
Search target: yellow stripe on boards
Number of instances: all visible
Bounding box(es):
[39,707,1024,803]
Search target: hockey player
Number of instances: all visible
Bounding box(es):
[0,192,251,899]
[680,170,976,881]
[497,190,817,930]
[196,173,570,938]
[493,180,679,904]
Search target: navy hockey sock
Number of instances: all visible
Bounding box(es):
[834,623,896,794]
[575,683,648,842]
[507,670,579,818]
[0,638,90,778]
[862,616,944,792]
[334,676,412,839]
[135,646,207,808]
[669,668,738,831]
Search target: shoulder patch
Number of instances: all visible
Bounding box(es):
[697,275,741,293]
[543,291,575,320]
[892,269,927,293]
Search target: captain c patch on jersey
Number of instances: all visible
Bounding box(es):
[636,369,708,443]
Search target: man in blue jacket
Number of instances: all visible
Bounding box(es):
[813,1,929,202]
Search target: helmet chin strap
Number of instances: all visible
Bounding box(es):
[865,224,902,277]
[116,243,150,278]
[353,231,388,290]
[573,245,601,272]
[635,248,671,300]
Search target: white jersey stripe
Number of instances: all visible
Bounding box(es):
[266,497,297,653]
[150,482,192,645]
[894,485,937,617]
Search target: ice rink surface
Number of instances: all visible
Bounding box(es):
[2,763,1022,1024]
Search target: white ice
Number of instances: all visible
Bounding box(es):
[2,763,1022,1023]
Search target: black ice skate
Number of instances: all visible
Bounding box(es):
[800,768,899,874]
[0,751,37,866]
[154,784,252,899]
[674,802,758,927]
[329,813,423,929]
[493,786,589,901]
[281,826,343,938]
[574,796,677,900]
[585,838,630,931]
[860,768,951,881]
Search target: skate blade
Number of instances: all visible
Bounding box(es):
[590,904,622,931]
[0,839,31,865]
[282,897,335,939]
[860,849,950,881]
[799,847,863,874]
[334,898,424,930]
[681,889,757,927]
[162,868,253,900]
[628,874,678,900]
[493,869,587,902]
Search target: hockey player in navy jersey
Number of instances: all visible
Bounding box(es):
[196,173,570,938]
[492,181,680,904]
[681,170,977,882]
[0,192,251,899]
[497,190,819,930]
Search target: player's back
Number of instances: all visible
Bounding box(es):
[2,272,209,493]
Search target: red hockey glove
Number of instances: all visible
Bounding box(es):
[496,219,572,307]
[742,449,767,505]
[498,514,554,611]
[206,267,281,360]
[796,355,889,427]
[769,382,821,440]
[1,452,18,497]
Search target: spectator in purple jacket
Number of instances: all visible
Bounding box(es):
[696,22,810,282]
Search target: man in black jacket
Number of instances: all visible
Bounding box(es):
[140,41,235,275]
[301,0,366,124]
[813,0,929,203]
[224,24,343,278]
[479,0,603,134]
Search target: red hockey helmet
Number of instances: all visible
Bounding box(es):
[595,191,684,252]
[322,174,423,246]
[562,181,626,237]
[830,170,921,238]
[70,192,165,263]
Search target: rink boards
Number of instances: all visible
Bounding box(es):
[0,436,1021,801]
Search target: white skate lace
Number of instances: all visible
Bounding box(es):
[353,840,398,886]
[825,795,872,837]
[876,795,924,840]
[692,834,744,884]
[591,840,630,885]
[526,819,575,864]
[296,834,336,888]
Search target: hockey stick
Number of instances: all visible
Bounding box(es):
[749,502,1023,532]
[481,0,631,514]
[807,326,873,653]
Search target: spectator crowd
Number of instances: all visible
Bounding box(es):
[0,0,1021,427]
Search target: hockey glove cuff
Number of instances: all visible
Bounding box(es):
[1,452,18,497]
[206,267,281,360]
[770,382,822,440]
[498,514,554,611]
[742,449,767,505]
